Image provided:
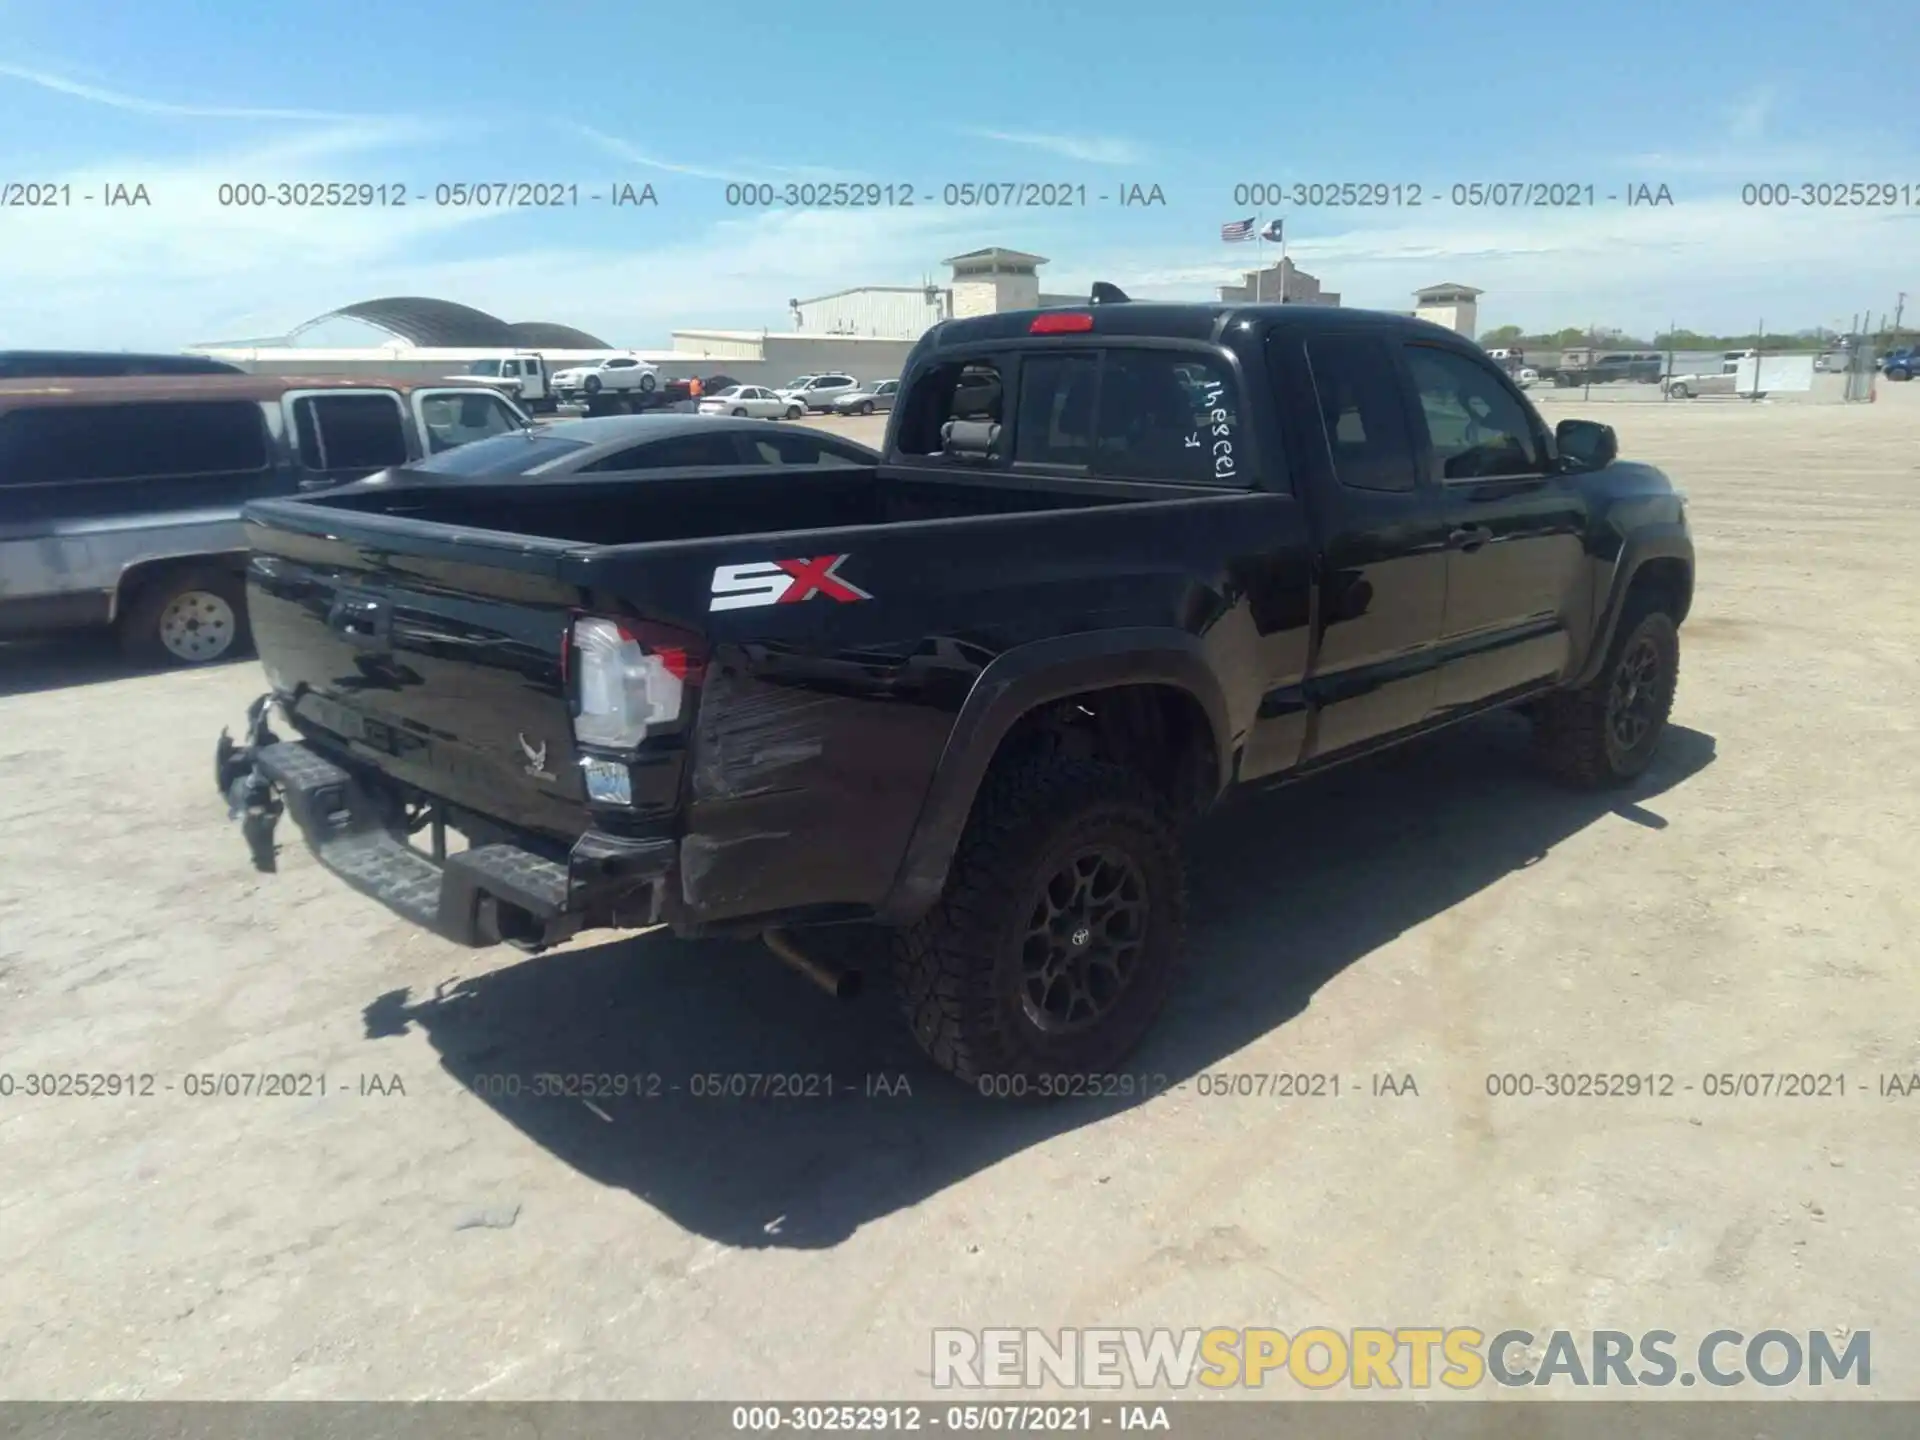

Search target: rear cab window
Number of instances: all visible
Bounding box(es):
[895,346,1250,486]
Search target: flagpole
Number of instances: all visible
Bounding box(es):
[1254,218,1263,302]
[1279,223,1287,303]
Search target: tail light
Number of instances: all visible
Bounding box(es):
[568,616,688,748]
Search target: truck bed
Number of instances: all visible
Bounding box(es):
[307,464,1136,548]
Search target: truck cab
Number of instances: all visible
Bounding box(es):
[454,353,556,411]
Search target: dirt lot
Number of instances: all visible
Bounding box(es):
[2,388,1918,1400]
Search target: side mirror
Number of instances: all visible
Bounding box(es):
[1555,418,1618,470]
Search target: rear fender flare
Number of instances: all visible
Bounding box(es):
[875,628,1233,926]
[1572,522,1694,687]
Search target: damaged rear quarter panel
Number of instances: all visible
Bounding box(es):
[677,643,967,917]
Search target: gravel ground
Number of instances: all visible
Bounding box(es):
[1,386,1917,1400]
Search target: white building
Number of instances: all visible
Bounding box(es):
[790,286,949,338]
[1412,282,1482,337]
[1217,259,1340,306]
[788,248,1057,339]
[945,247,1047,319]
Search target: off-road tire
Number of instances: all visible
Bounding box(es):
[1534,600,1679,788]
[117,564,252,668]
[892,758,1187,1091]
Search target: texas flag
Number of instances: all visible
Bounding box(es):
[1259,218,1284,243]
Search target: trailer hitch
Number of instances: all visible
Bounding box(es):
[216,694,285,873]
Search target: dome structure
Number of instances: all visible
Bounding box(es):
[285,297,612,349]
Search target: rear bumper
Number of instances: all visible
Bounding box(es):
[216,705,675,950]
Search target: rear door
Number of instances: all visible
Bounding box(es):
[1271,329,1452,761]
[1402,342,1589,713]
[284,389,412,488]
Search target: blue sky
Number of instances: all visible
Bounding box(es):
[1,0,1915,348]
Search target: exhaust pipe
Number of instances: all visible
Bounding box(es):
[763,927,862,1000]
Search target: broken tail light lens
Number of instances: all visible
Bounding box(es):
[569,616,685,748]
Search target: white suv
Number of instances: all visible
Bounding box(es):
[776,373,859,412]
[550,355,660,397]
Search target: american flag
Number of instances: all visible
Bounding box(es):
[1220,216,1256,242]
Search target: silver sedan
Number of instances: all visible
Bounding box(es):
[830,379,900,416]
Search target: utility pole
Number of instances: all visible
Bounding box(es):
[1895,292,1908,337]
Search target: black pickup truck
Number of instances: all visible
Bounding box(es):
[215,291,1693,1089]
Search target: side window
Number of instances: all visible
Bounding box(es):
[747,433,869,467]
[1402,346,1541,480]
[295,394,409,472]
[0,401,272,520]
[1013,353,1099,467]
[583,431,744,471]
[895,360,1006,455]
[419,392,520,453]
[1092,348,1243,484]
[605,358,636,370]
[0,401,269,486]
[1303,335,1420,492]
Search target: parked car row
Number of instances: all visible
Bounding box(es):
[694,376,900,420]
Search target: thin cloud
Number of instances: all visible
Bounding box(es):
[961,128,1147,166]
[1612,145,1835,176]
[566,123,870,188]
[567,123,758,185]
[0,61,364,121]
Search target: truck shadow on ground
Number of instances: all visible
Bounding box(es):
[0,635,135,697]
[363,714,1716,1250]
[0,635,257,697]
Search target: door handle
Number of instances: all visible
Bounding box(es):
[1448,526,1494,551]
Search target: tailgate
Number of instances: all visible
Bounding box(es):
[242,503,602,840]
